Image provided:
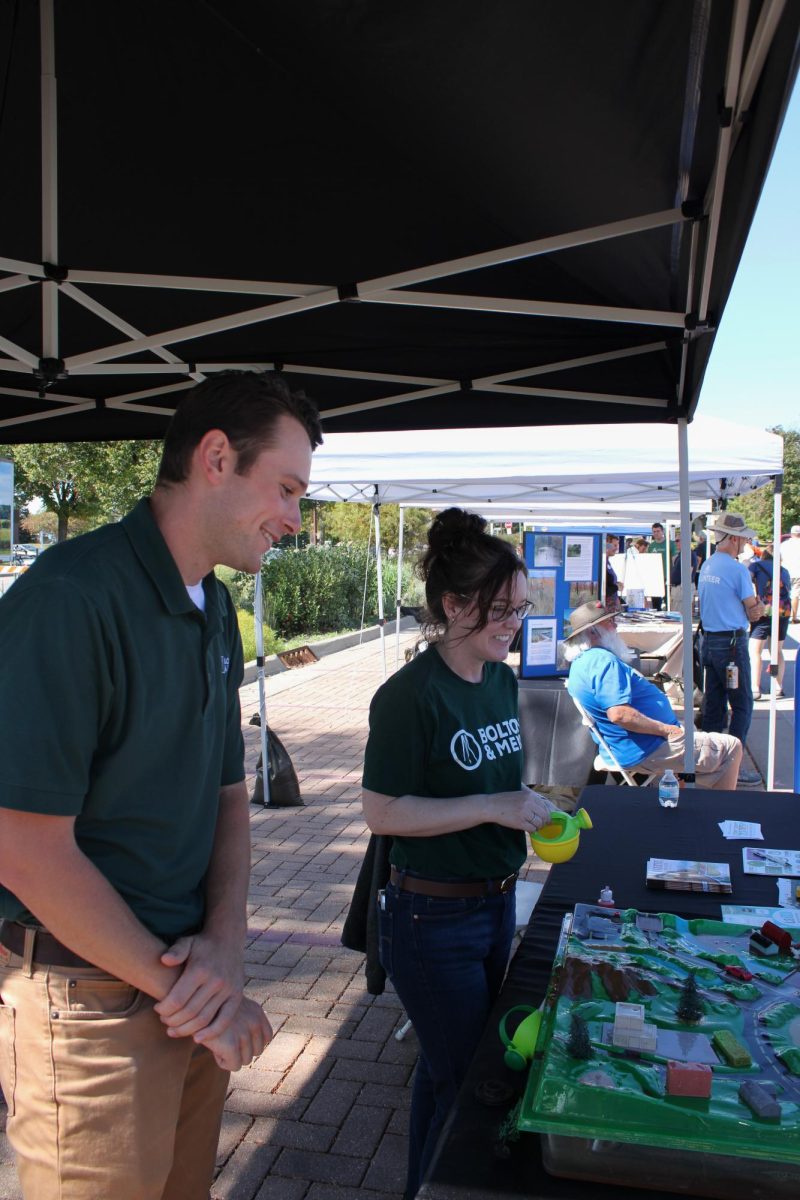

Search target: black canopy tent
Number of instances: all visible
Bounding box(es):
[0,0,797,442]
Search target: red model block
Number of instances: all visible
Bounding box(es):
[666,1060,712,1098]
[725,965,754,982]
[762,921,792,953]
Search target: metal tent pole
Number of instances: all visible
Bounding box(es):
[254,569,270,805]
[677,420,696,786]
[395,507,405,670]
[41,0,58,360]
[373,503,387,679]
[766,476,782,790]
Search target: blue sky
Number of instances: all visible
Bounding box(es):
[697,82,798,432]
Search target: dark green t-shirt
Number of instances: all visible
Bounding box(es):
[0,499,245,938]
[362,646,526,879]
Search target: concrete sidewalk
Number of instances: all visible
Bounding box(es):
[214,631,421,1200]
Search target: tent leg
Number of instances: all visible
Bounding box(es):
[395,506,405,670]
[374,502,387,679]
[677,420,696,787]
[41,0,59,360]
[766,478,782,790]
[254,569,270,805]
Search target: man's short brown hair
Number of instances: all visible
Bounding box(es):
[157,371,323,484]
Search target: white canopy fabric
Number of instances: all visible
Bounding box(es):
[418,500,712,526]
[306,414,784,786]
[306,416,782,507]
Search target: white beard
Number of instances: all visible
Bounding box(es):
[595,624,637,663]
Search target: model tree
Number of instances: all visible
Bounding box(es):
[677,972,704,1023]
[567,1013,591,1059]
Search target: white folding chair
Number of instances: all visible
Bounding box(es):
[571,695,658,787]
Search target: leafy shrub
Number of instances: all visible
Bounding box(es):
[215,565,253,611]
[236,609,279,663]
[219,547,421,640]
[257,544,419,639]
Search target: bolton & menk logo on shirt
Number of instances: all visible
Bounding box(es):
[450,718,522,770]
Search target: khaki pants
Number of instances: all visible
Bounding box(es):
[636,729,741,789]
[0,947,229,1200]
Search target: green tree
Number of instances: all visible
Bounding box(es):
[321,502,433,553]
[92,441,162,521]
[0,442,105,541]
[729,426,800,539]
[567,1013,591,1059]
[676,972,703,1024]
[0,440,162,541]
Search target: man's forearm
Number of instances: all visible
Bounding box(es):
[0,816,180,999]
[606,705,679,740]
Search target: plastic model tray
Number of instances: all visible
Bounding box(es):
[517,905,800,1197]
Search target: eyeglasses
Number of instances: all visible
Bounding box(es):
[487,601,533,623]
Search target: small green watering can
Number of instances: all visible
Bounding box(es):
[530,807,592,864]
[499,1005,543,1071]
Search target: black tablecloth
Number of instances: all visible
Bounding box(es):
[419,785,800,1200]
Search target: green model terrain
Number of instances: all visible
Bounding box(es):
[518,907,800,1165]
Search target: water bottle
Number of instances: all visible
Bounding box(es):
[659,769,679,808]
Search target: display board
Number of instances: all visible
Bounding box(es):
[0,459,13,563]
[521,530,602,679]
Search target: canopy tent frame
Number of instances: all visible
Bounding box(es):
[0,1,796,438]
[306,416,784,787]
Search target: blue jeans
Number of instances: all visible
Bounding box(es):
[378,879,516,1200]
[701,630,753,745]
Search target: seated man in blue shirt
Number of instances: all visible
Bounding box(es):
[563,601,742,789]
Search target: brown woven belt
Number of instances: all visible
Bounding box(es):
[389,867,518,898]
[0,920,95,969]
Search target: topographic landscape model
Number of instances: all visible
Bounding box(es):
[514,905,800,1196]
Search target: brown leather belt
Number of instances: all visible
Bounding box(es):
[0,920,95,969]
[389,866,518,898]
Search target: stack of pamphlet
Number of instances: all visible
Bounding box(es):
[646,858,732,893]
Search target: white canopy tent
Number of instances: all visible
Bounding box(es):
[305,416,780,508]
[299,415,784,788]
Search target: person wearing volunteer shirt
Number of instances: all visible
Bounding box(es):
[563,601,741,788]
[362,507,555,1200]
[0,372,321,1199]
[697,511,765,786]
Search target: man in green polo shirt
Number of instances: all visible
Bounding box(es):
[0,372,322,1199]
[647,521,676,611]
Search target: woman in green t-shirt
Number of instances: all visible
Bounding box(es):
[362,508,554,1200]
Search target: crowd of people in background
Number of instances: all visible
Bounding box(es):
[603,517,798,710]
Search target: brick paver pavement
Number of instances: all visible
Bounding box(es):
[0,631,549,1200]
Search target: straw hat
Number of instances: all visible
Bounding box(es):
[705,511,758,541]
[562,600,615,641]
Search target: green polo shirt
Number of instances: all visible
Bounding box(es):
[362,647,526,880]
[0,499,245,938]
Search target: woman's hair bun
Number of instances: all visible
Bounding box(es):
[427,507,487,553]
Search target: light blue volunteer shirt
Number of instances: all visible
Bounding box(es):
[698,550,754,631]
[567,647,679,768]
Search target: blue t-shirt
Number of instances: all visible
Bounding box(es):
[567,647,680,768]
[698,551,754,631]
